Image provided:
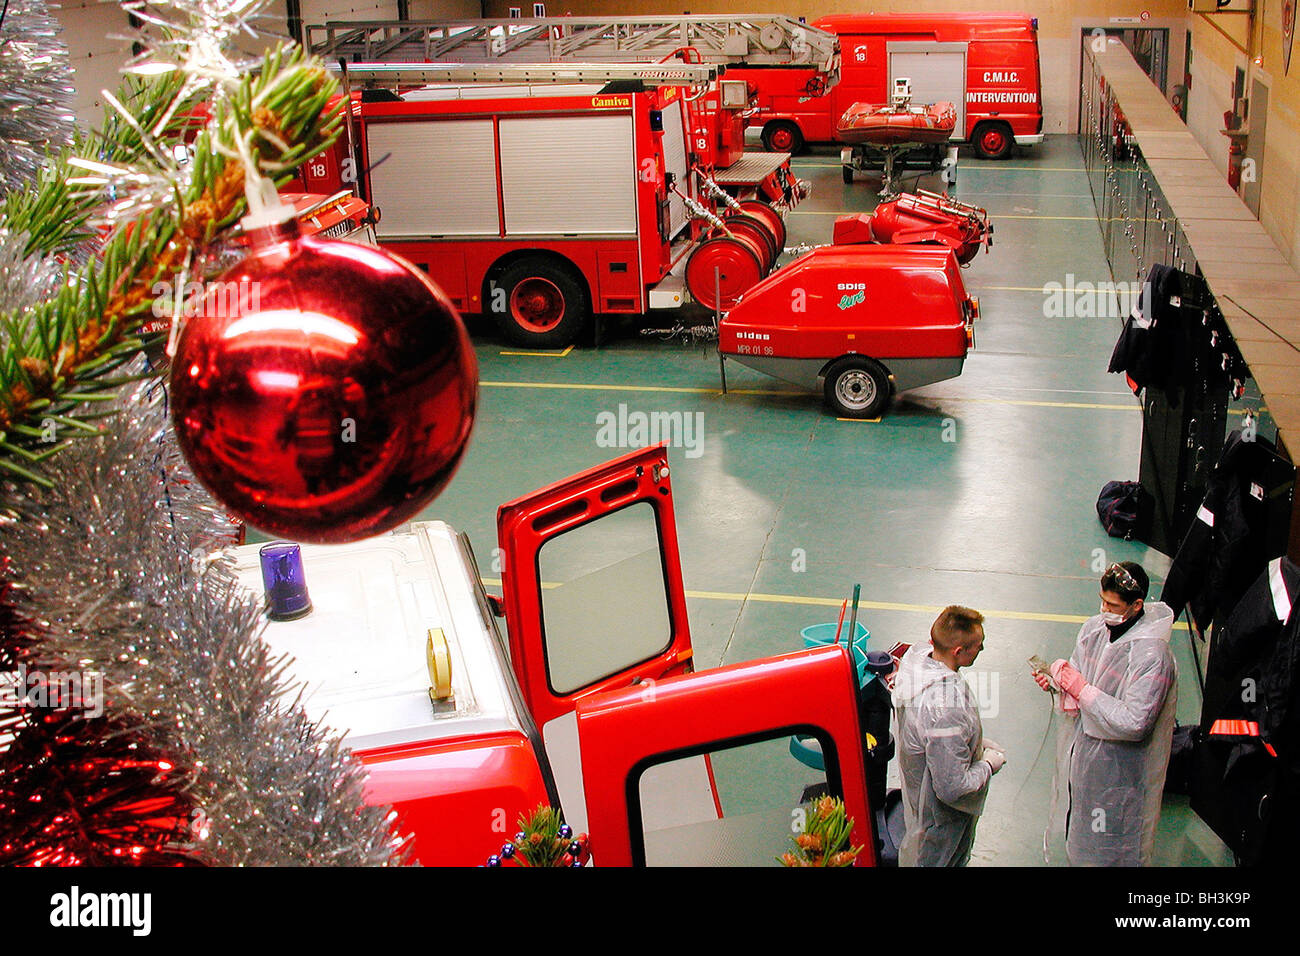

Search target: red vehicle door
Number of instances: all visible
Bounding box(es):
[497,445,874,866]
[574,645,876,866]
[496,445,701,831]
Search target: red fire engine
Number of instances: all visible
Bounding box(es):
[292,62,795,350]
[305,14,836,184]
[731,12,1044,161]
[233,445,876,866]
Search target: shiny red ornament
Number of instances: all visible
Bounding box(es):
[170,220,477,543]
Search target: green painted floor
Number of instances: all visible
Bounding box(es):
[276,135,1242,865]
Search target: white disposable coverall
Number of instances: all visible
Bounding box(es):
[1050,601,1178,866]
[894,642,991,867]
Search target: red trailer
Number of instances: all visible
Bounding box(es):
[719,244,978,418]
[731,12,1044,160]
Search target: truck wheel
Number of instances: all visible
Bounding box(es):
[491,257,588,349]
[762,121,804,155]
[842,164,854,184]
[824,356,891,419]
[971,121,1014,161]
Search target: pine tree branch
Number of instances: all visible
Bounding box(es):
[0,46,342,484]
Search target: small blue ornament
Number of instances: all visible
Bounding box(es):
[514,831,526,844]
[568,841,582,856]
[558,824,573,839]
[501,842,516,859]
[572,860,584,868]
[486,855,501,867]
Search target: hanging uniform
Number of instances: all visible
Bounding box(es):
[1162,428,1295,632]
[1049,601,1178,866]
[1192,558,1300,864]
[894,643,991,867]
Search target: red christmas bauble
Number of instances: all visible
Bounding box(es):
[170,220,477,543]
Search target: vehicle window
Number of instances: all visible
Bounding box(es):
[536,501,672,695]
[634,732,841,867]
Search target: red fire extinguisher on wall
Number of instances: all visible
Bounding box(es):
[1223,110,1246,190]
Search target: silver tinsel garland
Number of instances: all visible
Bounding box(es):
[0,226,64,320]
[0,0,76,194]
[0,370,407,865]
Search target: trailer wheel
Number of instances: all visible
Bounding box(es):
[841,164,854,184]
[824,356,891,419]
[762,121,804,155]
[492,257,588,349]
[971,121,1014,161]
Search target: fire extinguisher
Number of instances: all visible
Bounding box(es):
[1223,109,1246,190]
[1226,139,1245,190]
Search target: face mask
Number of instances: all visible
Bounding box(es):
[1100,607,1127,626]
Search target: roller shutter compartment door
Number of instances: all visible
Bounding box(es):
[367,119,500,237]
[889,49,966,139]
[658,98,690,239]
[498,114,637,236]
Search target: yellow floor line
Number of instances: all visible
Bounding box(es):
[481,379,804,397]
[482,577,1185,630]
[970,285,1063,292]
[499,345,575,357]
[929,396,1137,411]
[791,162,1088,173]
[788,210,1097,221]
[481,380,1258,418]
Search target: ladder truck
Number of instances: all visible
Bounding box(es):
[294,62,790,349]
[305,14,838,205]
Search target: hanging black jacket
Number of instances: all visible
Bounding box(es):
[1107,264,1200,396]
[1191,557,1300,864]
[1162,428,1296,632]
[1107,264,1244,400]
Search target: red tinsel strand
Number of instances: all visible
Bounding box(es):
[1,566,202,866]
[0,707,201,867]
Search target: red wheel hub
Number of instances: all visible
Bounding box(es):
[768,126,794,152]
[510,277,565,332]
[980,128,1007,156]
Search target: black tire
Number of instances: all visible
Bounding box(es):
[761,120,804,155]
[842,164,854,184]
[823,356,891,419]
[489,256,588,349]
[971,121,1014,161]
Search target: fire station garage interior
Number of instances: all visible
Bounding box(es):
[37,0,1300,875]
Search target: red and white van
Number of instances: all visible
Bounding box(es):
[234,446,875,866]
[731,12,1044,160]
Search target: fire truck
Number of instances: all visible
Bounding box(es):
[306,14,837,182]
[729,12,1044,160]
[232,446,877,866]
[294,62,794,349]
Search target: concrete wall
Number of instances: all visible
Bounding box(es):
[54,0,134,125]
[1186,7,1300,267]
[52,0,483,129]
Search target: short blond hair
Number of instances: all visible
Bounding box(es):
[931,605,985,653]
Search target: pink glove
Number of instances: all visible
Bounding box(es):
[1050,659,1088,699]
[1033,670,1053,692]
